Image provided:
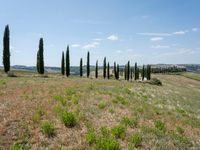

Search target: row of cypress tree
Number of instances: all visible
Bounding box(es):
[2,25,151,80]
[60,47,151,81]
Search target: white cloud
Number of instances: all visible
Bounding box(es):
[151,45,170,49]
[93,38,102,41]
[154,48,196,58]
[173,30,188,35]
[192,28,199,32]
[82,42,100,49]
[115,50,122,53]
[71,44,80,48]
[150,37,164,42]
[137,32,171,37]
[107,35,119,41]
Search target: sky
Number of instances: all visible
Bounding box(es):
[0,0,200,66]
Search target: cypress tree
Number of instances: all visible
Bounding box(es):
[127,61,130,81]
[147,65,151,80]
[87,51,90,78]
[103,57,106,79]
[61,51,65,75]
[36,38,44,74]
[134,62,137,80]
[95,60,98,78]
[107,62,110,79]
[3,25,10,73]
[80,58,83,77]
[66,45,70,77]
[114,62,117,79]
[142,65,145,80]
[117,64,119,80]
[124,65,127,80]
[130,67,133,80]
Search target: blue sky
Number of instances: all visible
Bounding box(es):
[0,0,200,66]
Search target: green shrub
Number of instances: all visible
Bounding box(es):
[121,117,137,128]
[111,125,126,139]
[98,101,107,109]
[149,78,162,86]
[96,137,121,150]
[60,111,76,127]
[129,133,142,148]
[155,120,166,132]
[86,130,96,145]
[41,121,55,137]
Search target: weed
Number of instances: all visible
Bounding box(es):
[60,111,76,127]
[121,117,138,128]
[155,120,166,132]
[41,121,55,137]
[98,101,107,109]
[113,96,128,105]
[111,125,126,139]
[32,113,40,123]
[10,143,21,150]
[96,137,121,150]
[86,130,96,145]
[100,126,110,138]
[109,108,115,114]
[53,95,66,105]
[129,133,142,148]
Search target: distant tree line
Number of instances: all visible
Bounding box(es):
[2,25,155,81]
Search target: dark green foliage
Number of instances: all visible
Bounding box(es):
[107,62,110,79]
[80,58,83,77]
[66,45,70,77]
[36,38,44,74]
[114,62,117,79]
[61,51,65,75]
[142,65,145,81]
[3,25,10,73]
[130,67,133,80]
[116,64,119,80]
[147,65,151,80]
[124,65,127,80]
[95,60,98,78]
[103,57,106,79]
[134,63,137,80]
[87,51,90,78]
[127,61,130,81]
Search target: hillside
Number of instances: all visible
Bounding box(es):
[0,71,200,149]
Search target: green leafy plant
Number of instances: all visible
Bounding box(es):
[60,111,76,127]
[176,126,184,135]
[10,143,21,150]
[98,101,107,109]
[96,137,121,150]
[86,130,96,145]
[121,117,138,128]
[129,133,142,148]
[41,121,55,137]
[155,120,166,132]
[111,125,126,139]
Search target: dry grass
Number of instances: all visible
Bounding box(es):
[0,71,200,149]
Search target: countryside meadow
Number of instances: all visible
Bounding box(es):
[0,0,200,150]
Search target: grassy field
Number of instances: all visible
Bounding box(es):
[0,71,200,150]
